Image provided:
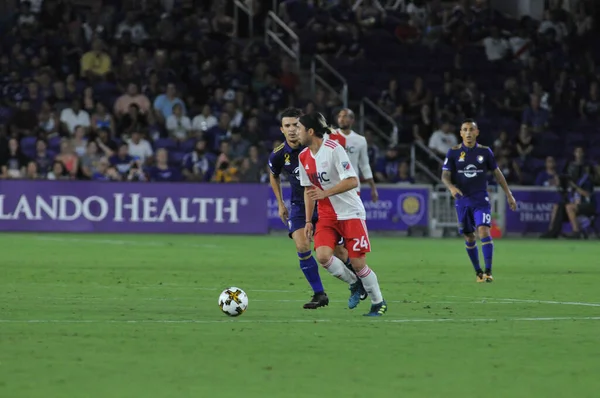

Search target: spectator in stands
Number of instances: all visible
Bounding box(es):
[493,130,514,158]
[495,156,520,184]
[379,78,400,114]
[118,104,148,138]
[96,128,118,157]
[79,141,101,180]
[38,107,59,136]
[239,145,263,182]
[26,161,40,179]
[55,139,78,178]
[110,143,135,176]
[535,156,559,187]
[82,87,96,114]
[435,81,459,123]
[579,81,600,120]
[80,39,112,80]
[71,126,88,157]
[495,78,528,120]
[405,76,432,117]
[356,0,387,29]
[60,99,91,135]
[212,144,239,183]
[166,103,192,141]
[0,138,28,179]
[482,26,509,62]
[375,146,400,183]
[47,161,69,180]
[127,131,154,165]
[428,121,457,157]
[33,139,53,178]
[154,83,186,122]
[206,113,232,152]
[192,104,218,134]
[516,124,534,160]
[229,129,251,160]
[10,100,38,136]
[148,148,182,182]
[509,28,532,64]
[522,94,549,132]
[392,161,414,184]
[114,83,152,117]
[182,139,215,182]
[115,11,148,45]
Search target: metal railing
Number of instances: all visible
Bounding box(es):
[265,11,300,70]
[310,55,348,108]
[359,97,398,145]
[410,141,444,184]
[234,0,254,38]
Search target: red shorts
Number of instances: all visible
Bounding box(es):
[314,218,371,258]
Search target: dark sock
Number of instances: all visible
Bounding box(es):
[465,240,482,273]
[343,257,356,275]
[298,251,324,294]
[481,236,494,273]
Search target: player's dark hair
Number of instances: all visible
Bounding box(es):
[299,112,330,138]
[462,118,478,127]
[280,107,302,125]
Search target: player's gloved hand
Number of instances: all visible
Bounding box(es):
[507,193,517,211]
[304,221,314,241]
[278,204,289,225]
[449,186,464,199]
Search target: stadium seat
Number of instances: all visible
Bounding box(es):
[20,136,37,153]
[180,139,196,153]
[154,138,177,150]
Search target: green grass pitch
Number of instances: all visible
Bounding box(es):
[1,233,600,397]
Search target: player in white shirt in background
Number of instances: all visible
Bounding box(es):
[297,112,387,316]
[335,109,379,203]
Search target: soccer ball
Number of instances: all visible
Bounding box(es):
[218,287,248,317]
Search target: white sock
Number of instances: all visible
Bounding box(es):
[323,256,357,284]
[356,265,383,304]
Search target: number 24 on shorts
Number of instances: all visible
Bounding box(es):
[352,236,369,251]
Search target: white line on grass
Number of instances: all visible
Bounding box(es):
[33,236,219,249]
[1,316,600,324]
[448,295,600,308]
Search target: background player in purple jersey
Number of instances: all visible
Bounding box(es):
[441,119,517,283]
[269,108,364,308]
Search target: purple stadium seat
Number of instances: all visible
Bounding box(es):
[20,136,37,153]
[48,136,62,152]
[154,138,177,150]
[180,139,196,153]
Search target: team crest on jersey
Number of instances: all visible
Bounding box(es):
[477,155,484,164]
[342,161,351,170]
[458,152,466,162]
[284,153,291,165]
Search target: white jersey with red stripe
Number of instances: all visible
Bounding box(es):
[298,138,366,221]
[323,130,346,148]
[333,129,374,182]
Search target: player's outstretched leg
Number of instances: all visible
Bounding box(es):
[298,250,329,309]
[334,243,368,302]
[351,259,387,316]
[292,230,328,309]
[315,247,358,284]
[465,233,484,282]
[478,226,494,282]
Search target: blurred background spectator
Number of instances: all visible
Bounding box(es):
[0,0,598,192]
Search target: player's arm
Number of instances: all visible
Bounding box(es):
[488,148,517,210]
[268,153,288,223]
[441,150,462,198]
[358,139,378,201]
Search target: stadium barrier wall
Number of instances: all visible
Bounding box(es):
[504,186,600,235]
[0,180,270,234]
[0,181,430,235]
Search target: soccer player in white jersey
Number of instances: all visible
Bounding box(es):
[335,108,379,203]
[297,112,387,316]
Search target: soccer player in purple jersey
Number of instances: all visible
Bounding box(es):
[441,119,517,282]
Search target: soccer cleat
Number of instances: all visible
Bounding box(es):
[360,285,368,301]
[476,272,485,283]
[303,292,329,309]
[484,273,494,283]
[364,300,387,316]
[348,281,363,309]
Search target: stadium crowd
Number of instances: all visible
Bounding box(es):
[0,0,598,186]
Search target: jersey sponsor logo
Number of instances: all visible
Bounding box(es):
[342,161,351,171]
[458,164,484,178]
[477,155,484,164]
[458,151,466,162]
[293,166,300,180]
[284,153,291,165]
[309,172,330,185]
